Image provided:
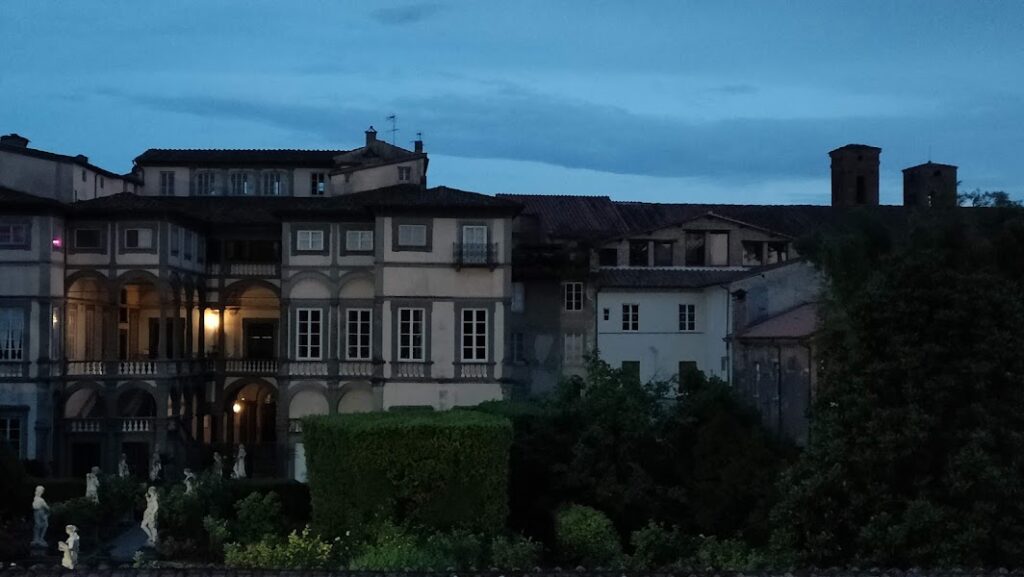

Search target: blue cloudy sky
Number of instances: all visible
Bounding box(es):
[2,1,1022,204]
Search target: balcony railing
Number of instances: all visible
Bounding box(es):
[208,262,280,277]
[453,242,499,269]
[119,417,154,433]
[393,361,431,379]
[67,419,104,433]
[455,362,493,380]
[338,360,379,378]
[289,361,329,376]
[118,360,158,376]
[0,361,25,377]
[67,361,106,376]
[225,358,278,374]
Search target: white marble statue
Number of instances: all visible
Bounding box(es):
[212,452,223,477]
[231,444,247,479]
[31,485,49,547]
[141,486,159,546]
[149,448,162,482]
[183,468,196,495]
[58,525,79,570]
[118,453,130,478]
[85,466,100,502]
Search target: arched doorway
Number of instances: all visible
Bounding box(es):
[116,386,158,479]
[227,381,277,447]
[287,387,328,482]
[64,387,106,476]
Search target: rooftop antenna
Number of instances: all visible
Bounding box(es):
[385,114,398,145]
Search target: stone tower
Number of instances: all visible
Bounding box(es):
[829,144,881,206]
[902,161,958,208]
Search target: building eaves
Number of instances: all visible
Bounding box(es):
[0,143,140,183]
[0,185,67,214]
[596,267,751,289]
[133,149,351,167]
[737,301,819,340]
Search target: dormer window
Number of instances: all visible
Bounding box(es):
[398,166,412,182]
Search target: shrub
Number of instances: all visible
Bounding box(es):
[50,497,101,549]
[224,526,336,570]
[0,446,26,518]
[203,515,230,557]
[554,504,623,567]
[302,410,511,538]
[490,533,542,569]
[690,535,767,570]
[228,479,309,528]
[425,528,487,569]
[96,474,144,523]
[629,522,690,569]
[233,491,284,545]
[347,522,446,571]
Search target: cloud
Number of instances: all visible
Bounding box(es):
[104,86,1024,192]
[369,3,445,26]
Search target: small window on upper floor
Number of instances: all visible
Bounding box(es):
[742,241,764,266]
[74,228,102,250]
[345,230,373,252]
[195,172,216,196]
[767,242,789,264]
[598,248,618,266]
[261,172,283,196]
[707,232,729,266]
[398,166,412,182]
[684,232,705,266]
[0,223,29,249]
[124,228,153,250]
[397,224,427,247]
[310,173,326,196]
[622,303,639,331]
[564,282,584,311]
[230,173,251,196]
[159,171,175,196]
[296,229,325,252]
[653,241,673,266]
[629,240,649,267]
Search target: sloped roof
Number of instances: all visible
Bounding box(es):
[738,302,819,340]
[596,267,751,289]
[0,143,139,183]
[0,185,66,213]
[133,149,351,167]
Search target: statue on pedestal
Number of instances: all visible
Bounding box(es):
[118,453,130,478]
[58,525,79,570]
[232,444,247,479]
[149,446,162,482]
[183,468,196,495]
[141,486,159,546]
[212,452,223,478]
[85,466,100,502]
[31,485,49,547]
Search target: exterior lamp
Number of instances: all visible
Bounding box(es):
[204,309,220,331]
[232,402,242,414]
[52,237,63,249]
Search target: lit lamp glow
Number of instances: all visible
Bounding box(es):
[204,309,220,331]
[52,237,63,249]
[232,402,242,414]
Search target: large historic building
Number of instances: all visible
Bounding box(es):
[0,131,960,478]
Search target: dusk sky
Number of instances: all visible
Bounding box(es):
[2,1,1022,204]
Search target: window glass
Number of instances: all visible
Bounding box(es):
[742,241,764,266]
[653,242,673,266]
[310,173,326,196]
[629,240,649,266]
[0,224,28,247]
[296,308,322,359]
[297,230,324,251]
[346,309,372,360]
[0,308,25,361]
[262,172,282,196]
[398,308,425,361]
[684,232,705,266]
[345,230,373,252]
[767,242,789,264]
[461,309,488,361]
[75,229,101,249]
[622,303,639,331]
[708,232,729,266]
[124,228,153,249]
[159,171,175,196]
[564,282,584,311]
[196,172,216,196]
[678,304,696,331]
[398,224,427,247]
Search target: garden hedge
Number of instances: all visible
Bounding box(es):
[302,410,511,538]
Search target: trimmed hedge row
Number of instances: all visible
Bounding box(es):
[302,410,512,538]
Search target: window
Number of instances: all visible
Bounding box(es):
[124,228,153,249]
[628,240,649,266]
[622,303,639,331]
[684,232,706,266]
[159,171,175,196]
[398,166,412,181]
[81,169,86,182]
[0,223,28,248]
[346,309,372,360]
[262,172,283,196]
[0,415,22,458]
[460,225,489,264]
[510,332,525,364]
[230,173,251,196]
[653,241,673,266]
[195,172,216,196]
[742,241,764,266]
[170,225,180,256]
[0,308,25,360]
[461,308,488,362]
[564,332,584,366]
[564,282,584,311]
[678,304,696,331]
[296,230,324,252]
[621,361,640,382]
[296,308,322,360]
[398,308,425,361]
[74,228,101,249]
[398,224,427,247]
[310,173,326,196]
[708,232,729,266]
[598,248,618,266]
[603,308,609,321]
[767,242,789,264]
[511,283,525,313]
[345,230,373,252]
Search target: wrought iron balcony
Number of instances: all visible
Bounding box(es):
[453,242,499,270]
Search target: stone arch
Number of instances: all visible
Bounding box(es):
[288,388,329,420]
[223,377,278,447]
[64,384,106,418]
[223,279,281,307]
[113,269,169,298]
[285,271,335,300]
[65,270,113,299]
[339,271,375,299]
[115,385,158,417]
[337,381,374,414]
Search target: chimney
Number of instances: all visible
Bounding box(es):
[829,144,881,206]
[903,161,958,208]
[0,133,29,148]
[365,126,377,146]
[414,139,423,153]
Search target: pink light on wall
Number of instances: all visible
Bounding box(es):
[52,237,63,249]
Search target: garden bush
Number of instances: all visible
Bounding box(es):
[629,521,690,569]
[224,526,337,569]
[554,504,623,568]
[49,497,101,549]
[490,533,543,569]
[228,478,309,528]
[302,410,511,538]
[233,491,284,545]
[348,522,447,570]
